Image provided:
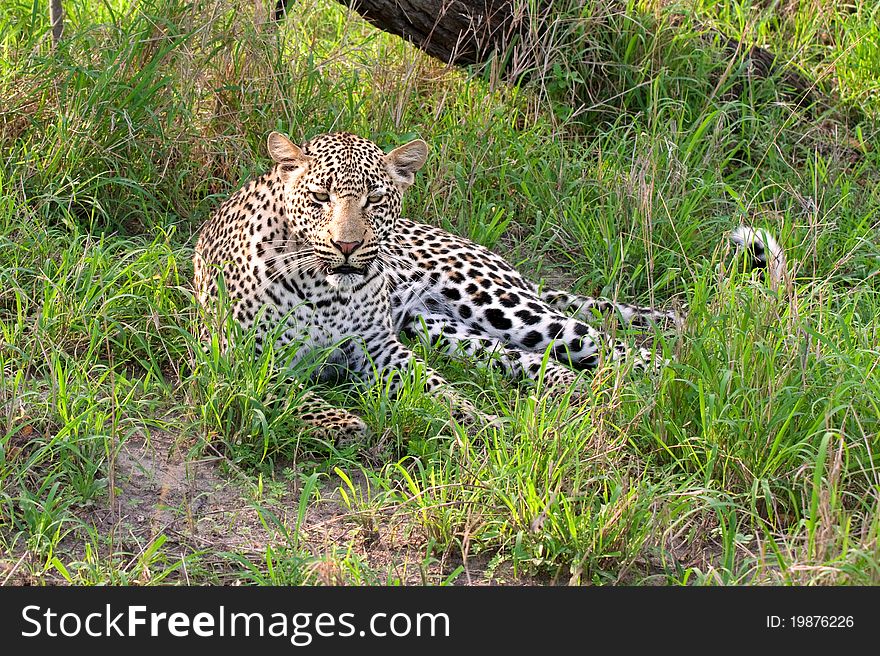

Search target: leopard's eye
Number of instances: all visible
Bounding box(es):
[366,193,384,205]
[311,191,330,203]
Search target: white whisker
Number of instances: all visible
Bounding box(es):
[257,251,322,295]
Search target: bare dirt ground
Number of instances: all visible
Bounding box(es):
[2,430,543,585]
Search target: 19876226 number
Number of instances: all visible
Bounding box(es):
[767,616,854,629]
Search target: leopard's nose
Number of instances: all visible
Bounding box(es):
[331,240,363,256]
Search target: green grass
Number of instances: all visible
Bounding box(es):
[1,0,878,585]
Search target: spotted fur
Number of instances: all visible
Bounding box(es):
[193,131,677,442]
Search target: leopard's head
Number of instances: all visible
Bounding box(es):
[267,131,427,280]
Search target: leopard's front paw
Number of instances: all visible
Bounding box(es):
[664,308,686,331]
[445,397,504,431]
[305,411,371,447]
[634,346,669,372]
[331,415,372,448]
[451,410,504,432]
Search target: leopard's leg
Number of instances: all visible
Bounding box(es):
[538,288,683,329]
[350,332,492,427]
[539,310,665,372]
[401,282,665,374]
[456,294,664,373]
[195,338,368,445]
[402,313,580,394]
[293,384,370,446]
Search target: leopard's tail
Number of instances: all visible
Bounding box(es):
[729,225,786,285]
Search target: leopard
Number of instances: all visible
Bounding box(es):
[193,130,779,443]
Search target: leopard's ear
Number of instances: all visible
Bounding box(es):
[267,132,307,164]
[384,139,428,189]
